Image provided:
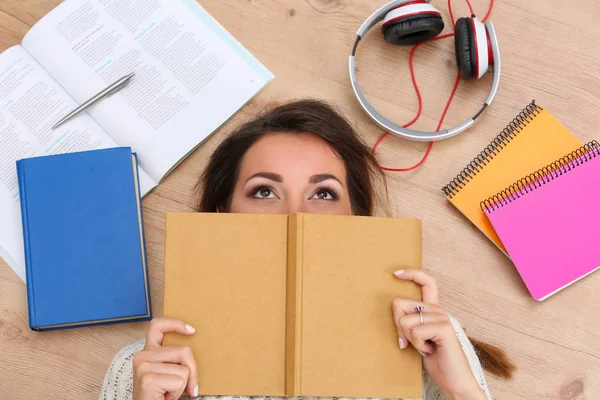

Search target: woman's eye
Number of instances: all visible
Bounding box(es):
[253,188,276,199]
[312,190,334,200]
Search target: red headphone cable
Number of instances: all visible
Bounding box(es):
[371,0,495,172]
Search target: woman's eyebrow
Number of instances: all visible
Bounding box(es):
[309,174,342,185]
[244,172,283,183]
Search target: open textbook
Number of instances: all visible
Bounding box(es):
[0,0,274,281]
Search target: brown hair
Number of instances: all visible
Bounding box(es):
[197,99,384,215]
[469,336,516,379]
[196,98,515,379]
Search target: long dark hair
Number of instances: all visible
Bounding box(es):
[197,99,385,215]
[196,98,515,380]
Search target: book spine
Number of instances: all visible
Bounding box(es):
[132,153,152,319]
[285,214,303,396]
[16,161,37,330]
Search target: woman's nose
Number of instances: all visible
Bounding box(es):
[281,197,308,214]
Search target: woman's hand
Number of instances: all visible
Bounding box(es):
[132,317,199,400]
[392,269,486,400]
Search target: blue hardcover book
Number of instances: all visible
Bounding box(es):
[17,147,152,331]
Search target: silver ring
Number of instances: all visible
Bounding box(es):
[415,306,424,325]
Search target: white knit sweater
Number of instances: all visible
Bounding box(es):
[99,315,491,400]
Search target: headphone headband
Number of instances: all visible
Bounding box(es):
[349,0,501,142]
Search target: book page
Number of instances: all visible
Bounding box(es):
[163,213,287,396]
[298,214,423,398]
[0,46,156,282]
[22,0,273,181]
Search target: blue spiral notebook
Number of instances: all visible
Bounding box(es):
[17,147,152,331]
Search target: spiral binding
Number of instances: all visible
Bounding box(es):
[441,101,543,199]
[480,141,600,213]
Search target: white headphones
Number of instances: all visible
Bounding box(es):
[349,0,501,142]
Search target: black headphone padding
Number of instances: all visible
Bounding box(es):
[382,14,444,46]
[454,18,477,80]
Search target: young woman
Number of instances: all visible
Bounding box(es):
[100,100,512,400]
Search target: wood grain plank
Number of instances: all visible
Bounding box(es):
[0,0,59,27]
[0,10,30,52]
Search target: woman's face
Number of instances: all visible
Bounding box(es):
[228,133,353,215]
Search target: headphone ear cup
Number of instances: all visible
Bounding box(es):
[454,18,477,80]
[382,14,444,46]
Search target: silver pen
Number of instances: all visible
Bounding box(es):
[52,72,135,129]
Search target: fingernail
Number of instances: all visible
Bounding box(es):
[193,385,198,397]
[186,324,196,334]
[394,270,405,277]
[398,337,407,349]
[418,350,429,357]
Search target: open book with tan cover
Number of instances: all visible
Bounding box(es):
[164,213,423,399]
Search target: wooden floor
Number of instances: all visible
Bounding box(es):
[1,0,599,399]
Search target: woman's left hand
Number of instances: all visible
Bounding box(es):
[392,269,486,400]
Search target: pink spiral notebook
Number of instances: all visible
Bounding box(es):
[482,141,600,301]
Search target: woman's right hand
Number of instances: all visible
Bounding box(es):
[132,317,198,400]
[393,270,486,400]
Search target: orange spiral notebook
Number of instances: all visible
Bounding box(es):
[441,101,583,254]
